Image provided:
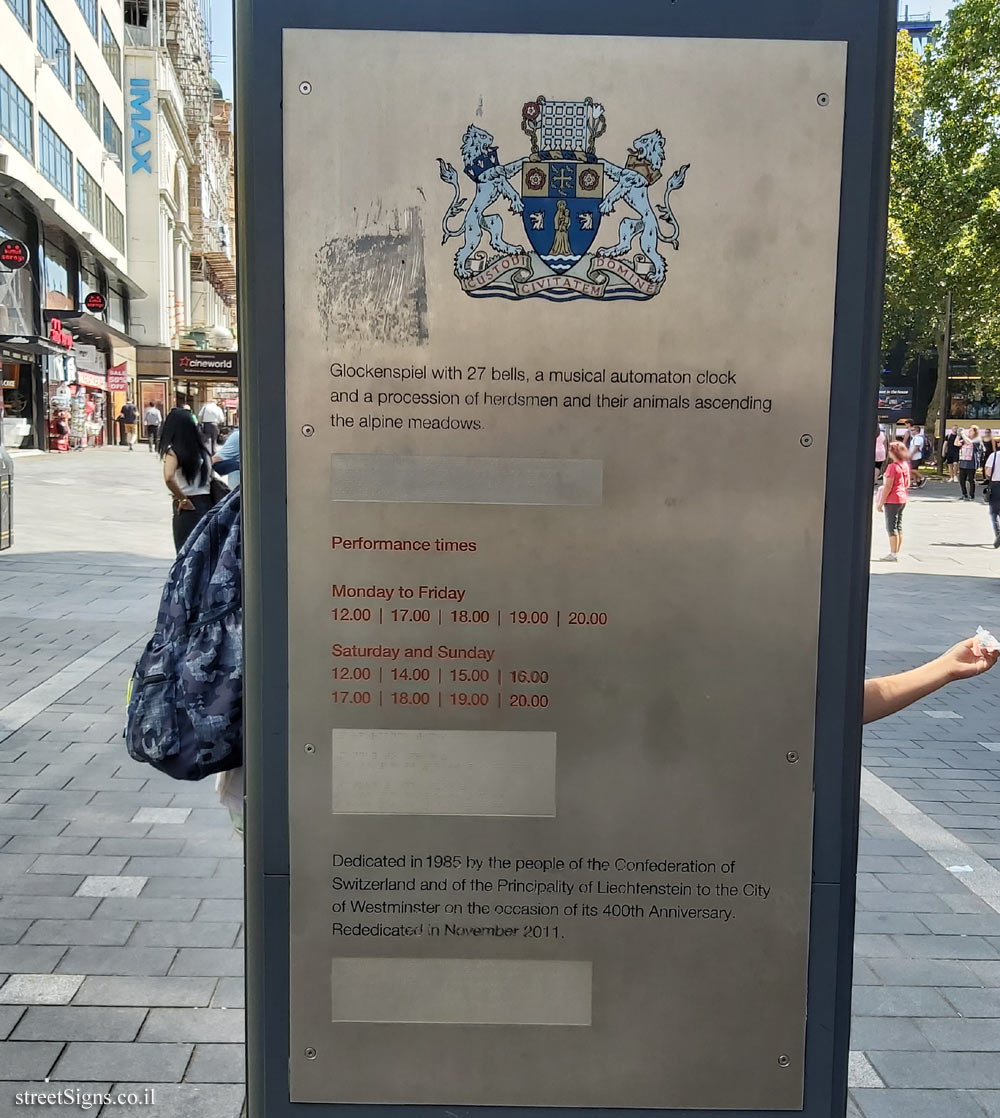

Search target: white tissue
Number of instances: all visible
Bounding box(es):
[976,626,1000,653]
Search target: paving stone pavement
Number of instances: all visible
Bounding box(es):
[0,448,244,1117]
[851,480,1000,1117]
[3,454,1000,1115]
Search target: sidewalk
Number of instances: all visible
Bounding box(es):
[1,452,1000,1115]
[0,448,244,1117]
[850,480,1000,1116]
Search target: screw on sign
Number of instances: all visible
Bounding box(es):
[84,292,107,314]
[0,239,29,270]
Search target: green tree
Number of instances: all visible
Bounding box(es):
[883,30,943,370]
[884,2,1000,391]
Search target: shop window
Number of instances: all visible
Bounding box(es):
[4,0,30,34]
[107,280,127,332]
[105,198,125,254]
[103,107,122,164]
[1,362,36,450]
[101,14,121,85]
[77,163,102,231]
[37,2,70,91]
[43,236,74,312]
[38,116,72,201]
[0,205,33,335]
[0,66,33,161]
[78,260,101,306]
[74,61,100,136]
[75,0,97,37]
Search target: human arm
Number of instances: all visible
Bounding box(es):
[162,451,195,511]
[212,431,240,477]
[863,637,999,724]
[875,465,894,512]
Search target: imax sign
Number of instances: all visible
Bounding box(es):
[129,77,152,174]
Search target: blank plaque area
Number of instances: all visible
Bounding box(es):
[330,453,603,505]
[330,958,592,1025]
[331,729,557,816]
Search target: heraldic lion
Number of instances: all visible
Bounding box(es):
[438,125,526,278]
[597,129,688,284]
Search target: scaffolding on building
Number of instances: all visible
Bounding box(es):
[125,0,237,331]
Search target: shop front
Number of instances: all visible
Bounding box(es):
[0,346,37,449]
[0,201,46,449]
[68,344,109,450]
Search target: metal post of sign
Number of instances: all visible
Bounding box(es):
[237,2,896,1115]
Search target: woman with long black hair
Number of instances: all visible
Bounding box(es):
[159,407,214,552]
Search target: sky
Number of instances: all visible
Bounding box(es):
[207,0,960,103]
[208,0,234,100]
[920,0,958,18]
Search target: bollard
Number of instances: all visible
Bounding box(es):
[0,442,12,550]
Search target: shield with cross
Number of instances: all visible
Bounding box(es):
[520,98,605,273]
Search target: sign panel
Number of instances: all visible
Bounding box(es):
[172,350,239,378]
[84,292,108,314]
[106,363,130,392]
[0,239,29,269]
[877,385,913,420]
[129,77,153,175]
[282,29,846,1111]
[71,343,107,376]
[76,370,107,391]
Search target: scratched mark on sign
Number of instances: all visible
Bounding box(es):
[316,204,428,345]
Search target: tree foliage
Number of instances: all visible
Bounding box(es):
[884,2,1000,380]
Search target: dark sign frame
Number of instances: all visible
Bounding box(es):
[236,2,896,1115]
[170,350,240,378]
[877,386,914,421]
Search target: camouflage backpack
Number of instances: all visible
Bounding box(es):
[125,489,242,780]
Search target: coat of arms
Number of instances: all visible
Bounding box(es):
[437,97,689,300]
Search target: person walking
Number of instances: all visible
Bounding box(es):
[945,426,961,481]
[874,424,888,487]
[986,443,1000,548]
[121,400,138,450]
[144,401,163,452]
[875,440,911,562]
[982,429,995,480]
[159,407,214,553]
[907,425,928,487]
[198,399,225,454]
[957,425,983,500]
[193,402,221,453]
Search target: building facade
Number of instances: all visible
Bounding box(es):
[124,0,237,419]
[897,6,941,52]
[0,0,142,449]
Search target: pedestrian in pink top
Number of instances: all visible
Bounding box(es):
[876,440,911,562]
[874,425,888,487]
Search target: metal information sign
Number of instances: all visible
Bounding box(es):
[238,3,896,1116]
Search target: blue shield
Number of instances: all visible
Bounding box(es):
[521,159,604,273]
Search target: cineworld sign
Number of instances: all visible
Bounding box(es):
[171,350,239,378]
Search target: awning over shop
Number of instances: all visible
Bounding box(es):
[0,177,146,300]
[0,335,62,357]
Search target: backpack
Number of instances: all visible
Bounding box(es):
[122,403,137,423]
[125,489,242,780]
